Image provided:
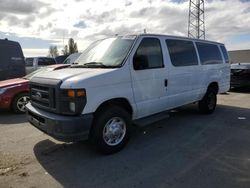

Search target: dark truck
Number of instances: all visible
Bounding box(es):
[0,39,26,81]
[230,63,250,88]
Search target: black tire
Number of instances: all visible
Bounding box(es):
[12,93,30,114]
[90,105,132,154]
[198,88,217,114]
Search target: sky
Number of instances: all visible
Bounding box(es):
[0,0,250,57]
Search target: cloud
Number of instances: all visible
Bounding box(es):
[51,28,68,38]
[74,21,87,28]
[125,1,132,6]
[1,15,36,28]
[38,22,53,32]
[0,0,250,57]
[80,9,122,25]
[39,7,57,18]
[0,0,56,29]
[205,0,250,42]
[23,48,49,57]
[0,0,46,14]
[0,31,58,49]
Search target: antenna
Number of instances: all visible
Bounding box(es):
[188,0,205,39]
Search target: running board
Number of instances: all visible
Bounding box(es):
[133,111,170,127]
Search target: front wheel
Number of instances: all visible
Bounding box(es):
[90,105,132,154]
[12,93,30,114]
[198,88,217,114]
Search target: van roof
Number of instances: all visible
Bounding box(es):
[135,33,224,46]
[0,38,20,46]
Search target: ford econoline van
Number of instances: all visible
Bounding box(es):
[26,34,230,154]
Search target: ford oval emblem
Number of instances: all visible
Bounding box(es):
[35,92,42,99]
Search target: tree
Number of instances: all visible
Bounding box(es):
[62,45,69,56]
[48,45,59,58]
[62,38,78,55]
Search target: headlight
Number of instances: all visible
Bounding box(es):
[0,88,7,95]
[69,102,76,112]
[58,89,87,115]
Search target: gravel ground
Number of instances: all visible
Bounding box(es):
[0,89,250,188]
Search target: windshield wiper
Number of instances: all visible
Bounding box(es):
[71,62,119,68]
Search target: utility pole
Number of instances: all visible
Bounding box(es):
[188,0,205,39]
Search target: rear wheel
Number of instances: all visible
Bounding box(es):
[12,93,30,114]
[198,88,217,114]
[90,105,131,154]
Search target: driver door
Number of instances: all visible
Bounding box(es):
[130,37,168,119]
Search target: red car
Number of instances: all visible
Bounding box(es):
[0,64,70,113]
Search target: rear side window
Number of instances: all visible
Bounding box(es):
[38,58,46,65]
[133,38,164,70]
[45,58,56,65]
[166,39,198,66]
[38,58,56,65]
[10,45,23,57]
[220,45,229,63]
[196,42,223,65]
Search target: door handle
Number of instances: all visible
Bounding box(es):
[164,79,168,87]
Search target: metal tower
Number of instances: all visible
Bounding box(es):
[188,0,205,39]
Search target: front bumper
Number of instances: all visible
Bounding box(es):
[26,103,93,142]
[0,95,11,110]
[230,78,250,88]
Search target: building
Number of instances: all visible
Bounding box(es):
[228,50,250,64]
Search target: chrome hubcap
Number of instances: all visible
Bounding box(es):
[17,96,30,112]
[103,117,126,146]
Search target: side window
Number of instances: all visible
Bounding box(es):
[196,42,223,65]
[25,58,34,67]
[166,39,198,66]
[8,44,23,58]
[133,38,164,70]
[38,58,46,66]
[51,58,56,64]
[44,58,56,65]
[220,45,229,63]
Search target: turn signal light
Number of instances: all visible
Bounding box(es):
[67,89,86,97]
[67,90,75,97]
[76,90,85,97]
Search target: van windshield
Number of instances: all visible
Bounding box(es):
[73,36,136,68]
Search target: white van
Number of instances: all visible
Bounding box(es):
[26,34,230,154]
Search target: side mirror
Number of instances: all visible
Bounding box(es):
[133,55,148,70]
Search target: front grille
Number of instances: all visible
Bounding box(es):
[30,84,56,111]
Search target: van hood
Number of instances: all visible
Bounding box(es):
[32,67,117,84]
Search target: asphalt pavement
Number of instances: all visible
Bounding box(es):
[0,89,250,188]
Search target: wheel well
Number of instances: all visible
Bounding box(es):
[95,98,133,115]
[11,91,29,106]
[208,82,219,94]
